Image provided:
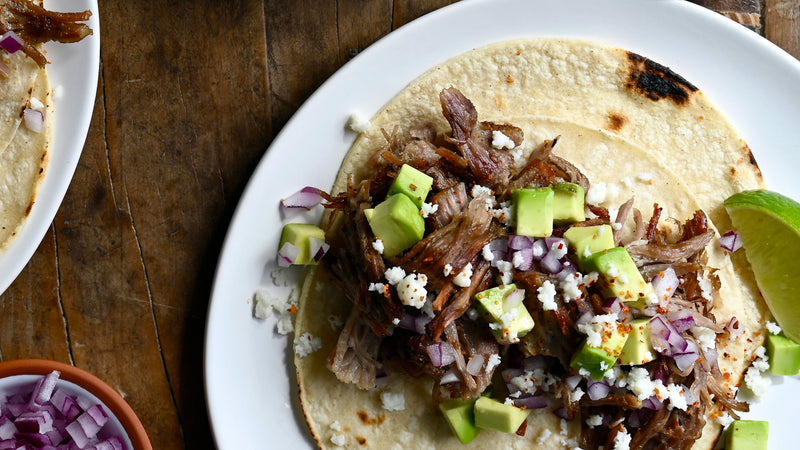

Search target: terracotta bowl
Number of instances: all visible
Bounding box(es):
[0,359,151,450]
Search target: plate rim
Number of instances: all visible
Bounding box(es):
[204,0,800,448]
[0,0,101,295]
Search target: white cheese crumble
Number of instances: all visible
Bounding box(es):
[577,314,619,348]
[569,387,585,403]
[443,264,454,277]
[347,114,371,133]
[421,202,438,218]
[559,272,583,302]
[491,130,516,150]
[549,240,568,259]
[691,326,717,352]
[330,434,346,446]
[453,263,473,287]
[697,274,713,302]
[613,427,632,450]
[486,353,502,372]
[536,429,552,445]
[380,392,406,411]
[384,267,407,285]
[372,239,385,254]
[586,414,603,428]
[471,184,494,198]
[537,280,558,311]
[276,315,294,335]
[397,273,428,308]
[496,260,514,285]
[716,412,734,428]
[330,421,342,432]
[637,172,653,183]
[368,282,387,294]
[294,333,322,357]
[766,321,782,335]
[481,244,495,262]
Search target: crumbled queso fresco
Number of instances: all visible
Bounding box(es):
[294,332,322,357]
[380,392,405,411]
[397,273,428,308]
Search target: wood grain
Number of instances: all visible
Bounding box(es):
[0,1,797,449]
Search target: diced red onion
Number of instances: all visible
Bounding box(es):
[504,289,525,310]
[565,375,582,391]
[276,242,299,267]
[719,230,742,253]
[642,395,664,410]
[508,235,534,250]
[375,367,388,389]
[466,354,485,376]
[523,355,546,372]
[553,407,573,420]
[0,417,16,440]
[439,370,460,385]
[280,186,325,210]
[651,267,679,304]
[586,379,610,401]
[308,237,329,263]
[29,371,59,409]
[700,345,719,372]
[511,248,534,271]
[544,237,567,250]
[426,342,457,367]
[540,251,562,274]
[672,340,700,371]
[726,316,744,339]
[0,31,24,53]
[531,239,547,259]
[502,368,524,394]
[649,315,688,355]
[486,238,509,262]
[513,395,548,410]
[23,108,44,133]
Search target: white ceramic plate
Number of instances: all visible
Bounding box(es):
[0,0,101,295]
[204,0,800,448]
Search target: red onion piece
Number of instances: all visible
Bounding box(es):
[511,248,534,271]
[513,395,548,410]
[505,289,525,310]
[531,239,548,259]
[486,238,509,262]
[466,354,485,376]
[553,406,573,421]
[23,108,44,133]
[726,316,744,339]
[276,242,299,267]
[280,186,325,210]
[565,375,581,391]
[540,251,563,274]
[508,235,534,250]
[651,267,679,304]
[672,340,700,371]
[719,230,742,253]
[586,379,610,401]
[426,342,457,367]
[0,31,24,53]
[308,237,329,263]
[439,370,459,385]
[642,395,664,410]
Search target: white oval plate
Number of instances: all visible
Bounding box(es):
[0,0,101,294]
[204,0,800,448]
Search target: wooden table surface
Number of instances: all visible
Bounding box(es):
[1,0,798,448]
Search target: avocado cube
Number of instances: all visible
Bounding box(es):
[564,224,615,265]
[512,187,554,237]
[724,420,768,450]
[474,284,534,344]
[570,321,631,380]
[552,182,585,224]
[439,398,480,444]
[473,397,531,434]
[387,164,434,209]
[583,247,654,307]
[278,223,326,265]
[366,194,425,257]
[766,334,800,376]
[618,318,655,366]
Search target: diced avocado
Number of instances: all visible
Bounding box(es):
[387,164,433,209]
[564,224,615,265]
[766,333,800,375]
[583,247,654,307]
[723,420,768,450]
[552,182,585,224]
[619,318,656,366]
[473,397,531,434]
[474,284,534,344]
[278,223,326,265]
[366,194,425,257]
[512,187,554,237]
[439,398,480,444]
[570,321,631,380]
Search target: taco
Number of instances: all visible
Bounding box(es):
[293,39,767,449]
[0,0,92,252]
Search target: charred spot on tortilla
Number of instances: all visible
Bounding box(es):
[357,436,367,445]
[625,51,697,105]
[605,111,628,132]
[356,410,385,426]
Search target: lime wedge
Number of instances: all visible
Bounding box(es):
[724,190,800,343]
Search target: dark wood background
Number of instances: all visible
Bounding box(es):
[1,1,798,448]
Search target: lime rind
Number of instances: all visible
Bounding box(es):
[724,190,800,343]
